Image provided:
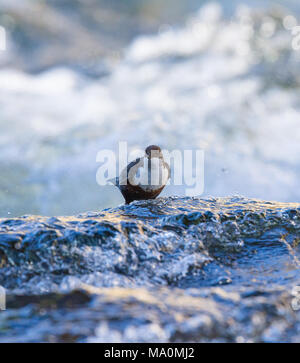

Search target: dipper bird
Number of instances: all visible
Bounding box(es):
[110,145,170,204]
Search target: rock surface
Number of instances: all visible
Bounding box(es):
[0,196,300,342]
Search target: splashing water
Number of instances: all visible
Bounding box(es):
[1,3,300,216]
[0,196,300,342]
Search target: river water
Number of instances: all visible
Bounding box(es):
[0,2,300,217]
[0,196,300,342]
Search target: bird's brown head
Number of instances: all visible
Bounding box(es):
[145,145,163,159]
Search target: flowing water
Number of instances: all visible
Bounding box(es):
[1,2,300,217]
[0,196,300,342]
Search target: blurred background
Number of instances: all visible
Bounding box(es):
[0,0,300,217]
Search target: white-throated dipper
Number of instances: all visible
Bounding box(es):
[110,145,170,204]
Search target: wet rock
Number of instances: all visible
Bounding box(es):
[0,196,300,342]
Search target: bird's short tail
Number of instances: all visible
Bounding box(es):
[107,177,119,186]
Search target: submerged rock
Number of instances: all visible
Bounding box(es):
[0,196,300,342]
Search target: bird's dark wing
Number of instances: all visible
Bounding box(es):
[126,157,142,175]
[117,157,143,187]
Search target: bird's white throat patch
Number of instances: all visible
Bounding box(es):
[131,157,169,191]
